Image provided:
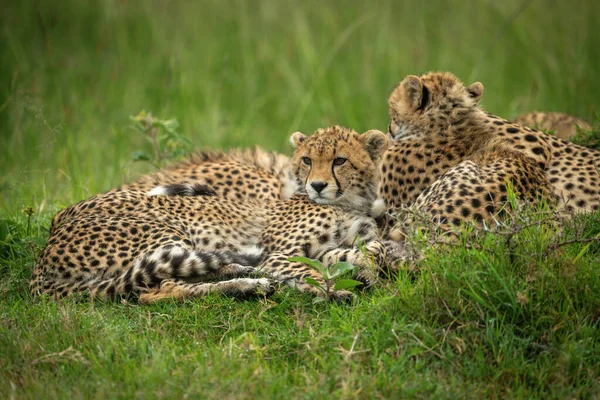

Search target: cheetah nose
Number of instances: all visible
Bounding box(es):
[310,181,328,193]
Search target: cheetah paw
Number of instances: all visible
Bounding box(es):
[366,241,388,264]
[230,278,274,298]
[138,280,178,304]
[382,240,410,265]
[329,289,355,304]
[353,268,378,289]
[221,263,257,277]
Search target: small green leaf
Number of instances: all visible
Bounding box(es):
[174,134,192,146]
[23,236,47,249]
[333,279,363,291]
[162,119,180,133]
[304,277,322,288]
[0,219,18,241]
[287,256,325,272]
[574,232,600,261]
[329,262,357,278]
[129,111,146,123]
[131,151,152,162]
[157,131,172,144]
[170,149,186,159]
[129,121,145,133]
[0,219,19,257]
[312,297,325,304]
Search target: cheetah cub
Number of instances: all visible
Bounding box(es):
[49,147,295,236]
[379,71,600,230]
[31,126,403,303]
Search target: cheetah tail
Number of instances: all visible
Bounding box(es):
[33,246,265,300]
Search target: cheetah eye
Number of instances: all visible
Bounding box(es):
[333,157,347,166]
[302,157,312,166]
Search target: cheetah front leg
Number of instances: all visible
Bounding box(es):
[314,241,388,288]
[195,262,260,282]
[324,215,406,285]
[138,278,274,304]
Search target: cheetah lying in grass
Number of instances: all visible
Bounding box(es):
[50,147,295,236]
[122,147,296,202]
[379,72,600,231]
[32,126,404,303]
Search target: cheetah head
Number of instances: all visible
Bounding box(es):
[290,125,389,211]
[388,72,484,140]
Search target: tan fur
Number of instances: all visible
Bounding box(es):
[291,125,389,213]
[51,147,295,235]
[380,72,600,229]
[514,111,592,141]
[124,147,295,201]
[32,127,403,303]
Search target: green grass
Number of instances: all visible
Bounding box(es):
[2,0,600,398]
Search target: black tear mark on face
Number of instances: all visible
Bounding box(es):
[331,162,342,195]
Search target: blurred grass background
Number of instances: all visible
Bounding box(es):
[1,0,599,213]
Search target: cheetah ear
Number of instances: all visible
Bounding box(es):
[466,82,484,103]
[390,75,424,112]
[290,131,307,147]
[359,130,390,160]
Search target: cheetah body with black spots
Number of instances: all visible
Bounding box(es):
[50,147,295,235]
[123,147,296,202]
[31,126,398,303]
[380,72,600,229]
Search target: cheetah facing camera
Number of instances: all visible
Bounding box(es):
[31,126,401,303]
[380,71,600,230]
[291,126,390,213]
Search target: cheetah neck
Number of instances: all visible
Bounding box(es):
[442,108,496,156]
[380,108,500,208]
[403,107,494,158]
